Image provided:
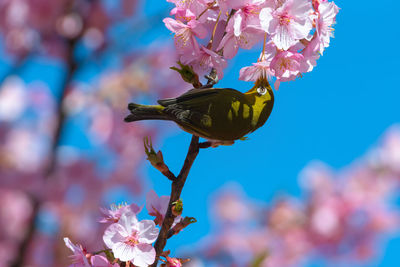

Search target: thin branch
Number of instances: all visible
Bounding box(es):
[150,135,201,267]
[162,169,177,181]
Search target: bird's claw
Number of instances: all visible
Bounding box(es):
[203,69,218,88]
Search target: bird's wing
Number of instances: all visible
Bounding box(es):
[160,88,245,139]
[157,88,220,106]
[163,104,213,138]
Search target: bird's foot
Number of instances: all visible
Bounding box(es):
[201,140,234,148]
[203,68,218,88]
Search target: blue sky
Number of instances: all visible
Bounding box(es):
[143,0,400,266]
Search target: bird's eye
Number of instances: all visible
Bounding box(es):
[257,87,267,95]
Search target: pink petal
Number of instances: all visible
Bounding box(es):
[259,7,274,33]
[159,195,171,214]
[291,0,313,18]
[273,25,295,50]
[138,220,159,244]
[238,26,264,49]
[91,255,115,267]
[239,66,260,81]
[146,190,159,214]
[274,80,280,90]
[129,203,142,214]
[118,212,138,232]
[290,20,312,40]
[218,33,239,59]
[170,7,196,22]
[133,244,156,267]
[163,18,185,33]
[64,237,78,252]
[112,242,137,262]
[233,12,243,37]
[188,20,208,38]
[103,223,128,249]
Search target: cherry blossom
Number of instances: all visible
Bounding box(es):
[99,203,142,224]
[239,60,273,82]
[167,0,210,17]
[260,0,313,50]
[64,237,90,267]
[170,8,196,22]
[183,46,227,78]
[231,0,266,37]
[218,24,265,59]
[163,18,208,57]
[300,35,321,73]
[270,50,304,88]
[315,1,339,53]
[103,212,159,265]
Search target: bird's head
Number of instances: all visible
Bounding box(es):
[244,78,275,131]
[245,78,274,100]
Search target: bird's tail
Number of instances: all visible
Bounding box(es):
[124,103,168,122]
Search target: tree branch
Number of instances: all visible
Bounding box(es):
[150,135,201,267]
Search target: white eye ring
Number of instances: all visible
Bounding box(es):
[257,87,267,95]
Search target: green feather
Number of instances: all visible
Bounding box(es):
[125,84,274,141]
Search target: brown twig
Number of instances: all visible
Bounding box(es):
[150,135,201,267]
[148,40,219,266]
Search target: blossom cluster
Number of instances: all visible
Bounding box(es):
[64,190,188,267]
[185,126,400,266]
[163,0,339,88]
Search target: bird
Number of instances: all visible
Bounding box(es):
[124,79,274,144]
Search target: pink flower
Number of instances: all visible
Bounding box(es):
[146,190,170,225]
[270,50,304,89]
[218,26,264,59]
[99,203,142,224]
[146,190,182,227]
[316,1,339,53]
[163,18,208,57]
[300,35,321,73]
[239,60,274,82]
[231,0,266,37]
[260,0,313,50]
[91,255,119,267]
[239,43,276,81]
[170,7,196,22]
[103,212,159,266]
[183,46,227,79]
[64,237,90,267]
[167,0,210,17]
[217,0,248,14]
[270,50,303,80]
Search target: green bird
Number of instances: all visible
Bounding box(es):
[124,79,274,144]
